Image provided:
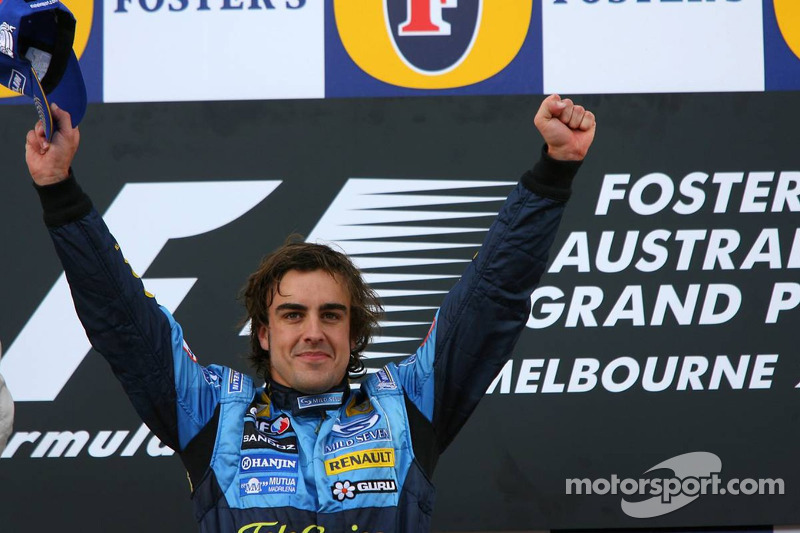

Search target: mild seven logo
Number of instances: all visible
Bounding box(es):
[332,413,381,437]
[297,392,344,410]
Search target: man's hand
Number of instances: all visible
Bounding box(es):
[25,103,80,186]
[534,94,596,162]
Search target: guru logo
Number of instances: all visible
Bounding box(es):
[333,0,531,89]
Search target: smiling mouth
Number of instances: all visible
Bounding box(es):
[295,351,332,360]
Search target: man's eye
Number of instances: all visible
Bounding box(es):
[283,312,301,320]
[323,312,342,321]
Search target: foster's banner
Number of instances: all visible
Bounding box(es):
[2,0,800,107]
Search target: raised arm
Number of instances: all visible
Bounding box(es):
[397,95,596,454]
[24,108,221,457]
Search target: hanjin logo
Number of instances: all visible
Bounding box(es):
[240,454,297,473]
[0,22,16,58]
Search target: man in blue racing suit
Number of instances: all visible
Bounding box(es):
[24,96,596,532]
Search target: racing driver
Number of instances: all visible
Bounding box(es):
[23,95,595,532]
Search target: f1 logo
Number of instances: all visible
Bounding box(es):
[399,0,458,37]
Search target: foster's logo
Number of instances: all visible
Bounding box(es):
[333,0,532,89]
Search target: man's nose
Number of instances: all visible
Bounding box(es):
[303,317,325,344]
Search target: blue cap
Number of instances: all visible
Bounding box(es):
[0,0,87,140]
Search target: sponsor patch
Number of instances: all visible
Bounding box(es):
[296,391,344,410]
[375,368,397,390]
[240,453,298,474]
[9,69,25,93]
[242,431,298,454]
[331,479,398,501]
[201,367,221,387]
[324,448,395,475]
[268,414,291,435]
[228,370,243,394]
[240,475,297,496]
[332,413,381,438]
[0,22,15,58]
[246,413,293,436]
[324,427,392,455]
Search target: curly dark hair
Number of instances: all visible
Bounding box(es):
[241,236,383,381]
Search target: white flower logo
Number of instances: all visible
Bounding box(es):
[333,481,356,501]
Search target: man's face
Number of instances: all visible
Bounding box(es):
[258,269,354,394]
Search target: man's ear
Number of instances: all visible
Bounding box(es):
[257,324,270,351]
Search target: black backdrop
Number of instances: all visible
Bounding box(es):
[1,92,799,531]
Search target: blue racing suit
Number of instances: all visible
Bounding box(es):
[37,148,579,532]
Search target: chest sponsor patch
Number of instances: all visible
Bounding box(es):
[324,448,395,475]
[375,368,397,390]
[324,413,392,455]
[332,412,381,437]
[239,453,298,474]
[296,391,344,410]
[331,479,398,501]
[245,413,293,436]
[228,370,244,394]
[201,366,221,387]
[242,429,298,454]
[240,475,297,496]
